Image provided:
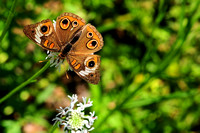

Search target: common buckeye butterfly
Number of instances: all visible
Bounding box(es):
[23,13,104,84]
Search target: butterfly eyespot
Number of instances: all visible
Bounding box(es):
[86,40,98,50]
[31,30,35,33]
[40,25,49,34]
[88,61,95,67]
[86,59,96,68]
[60,18,70,29]
[72,21,78,27]
[87,32,93,38]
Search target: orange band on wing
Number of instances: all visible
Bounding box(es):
[44,40,49,47]
[74,64,81,70]
[87,26,99,42]
[71,59,77,65]
[50,43,55,49]
[67,16,85,26]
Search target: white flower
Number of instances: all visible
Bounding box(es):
[52,94,98,133]
[45,51,64,71]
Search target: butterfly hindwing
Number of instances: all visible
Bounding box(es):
[66,54,101,84]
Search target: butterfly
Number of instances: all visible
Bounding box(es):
[23,13,104,84]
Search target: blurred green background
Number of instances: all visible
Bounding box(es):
[1,0,200,132]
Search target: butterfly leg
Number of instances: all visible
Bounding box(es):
[65,70,70,79]
[38,59,49,63]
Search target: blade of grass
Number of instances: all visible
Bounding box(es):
[157,0,200,73]
[123,90,198,109]
[141,0,168,70]
[0,61,50,104]
[0,0,17,43]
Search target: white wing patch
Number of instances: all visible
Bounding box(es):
[53,20,56,31]
[79,57,98,76]
[79,67,95,76]
[35,25,42,43]
[34,24,53,44]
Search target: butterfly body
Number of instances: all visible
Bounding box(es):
[23,13,103,84]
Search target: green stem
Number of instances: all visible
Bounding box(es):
[0,61,50,104]
[0,0,17,43]
[49,121,59,133]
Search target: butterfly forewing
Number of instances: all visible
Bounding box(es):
[23,19,61,52]
[55,13,86,46]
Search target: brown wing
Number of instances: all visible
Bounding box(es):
[23,19,61,52]
[69,24,104,54]
[55,12,86,45]
[66,54,101,84]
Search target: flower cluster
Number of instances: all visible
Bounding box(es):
[53,94,97,133]
[45,51,64,71]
